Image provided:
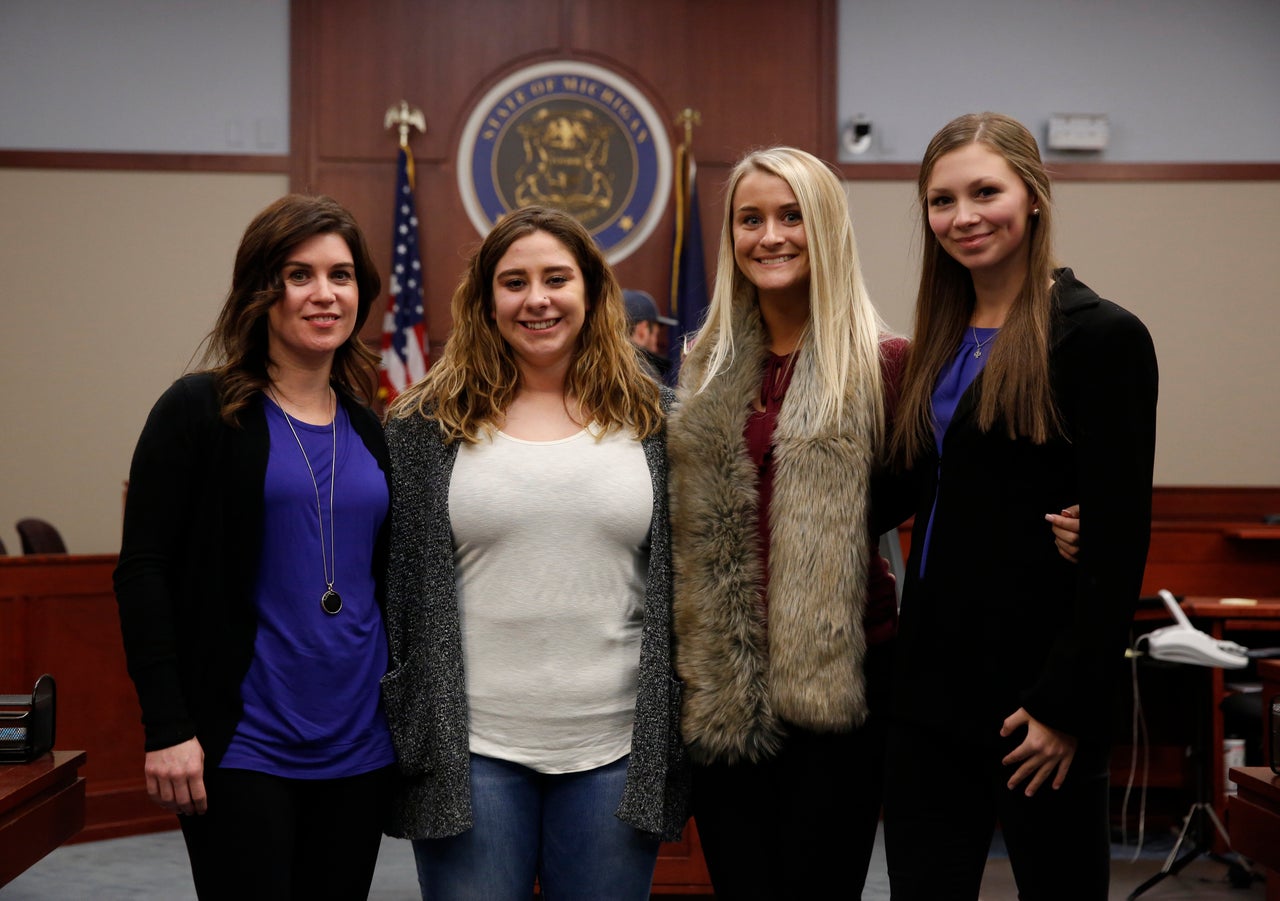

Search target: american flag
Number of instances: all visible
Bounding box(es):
[379,145,428,403]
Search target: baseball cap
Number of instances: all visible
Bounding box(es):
[623,289,678,328]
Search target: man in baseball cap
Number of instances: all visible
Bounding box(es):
[623,289,677,380]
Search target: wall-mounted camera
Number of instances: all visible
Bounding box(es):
[842,115,872,155]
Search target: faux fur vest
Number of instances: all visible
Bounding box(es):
[669,305,875,765]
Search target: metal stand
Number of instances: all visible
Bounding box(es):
[1126,801,1234,899]
[1126,658,1247,900]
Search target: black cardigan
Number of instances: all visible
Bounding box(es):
[892,269,1158,742]
[113,372,392,765]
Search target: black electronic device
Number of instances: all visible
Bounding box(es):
[0,674,56,763]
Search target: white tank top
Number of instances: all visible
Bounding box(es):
[449,427,652,773]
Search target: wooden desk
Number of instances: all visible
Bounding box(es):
[1181,597,1280,841]
[1227,767,1280,901]
[0,555,172,842]
[0,750,87,888]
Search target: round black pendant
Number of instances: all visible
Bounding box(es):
[321,589,343,615]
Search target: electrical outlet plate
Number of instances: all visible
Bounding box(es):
[1047,113,1109,151]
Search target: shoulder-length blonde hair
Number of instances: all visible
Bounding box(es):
[894,112,1060,466]
[692,146,886,441]
[389,205,662,442]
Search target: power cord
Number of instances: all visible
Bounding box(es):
[1119,643,1151,859]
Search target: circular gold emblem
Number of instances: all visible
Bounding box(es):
[458,61,671,263]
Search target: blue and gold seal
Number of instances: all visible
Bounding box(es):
[458,61,672,263]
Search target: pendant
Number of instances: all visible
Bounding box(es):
[973,348,982,358]
[321,589,343,615]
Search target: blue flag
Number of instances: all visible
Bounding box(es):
[668,142,709,383]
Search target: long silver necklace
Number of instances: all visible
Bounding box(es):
[270,387,342,615]
[971,326,999,358]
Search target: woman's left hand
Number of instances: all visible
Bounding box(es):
[1044,504,1081,563]
[999,707,1077,796]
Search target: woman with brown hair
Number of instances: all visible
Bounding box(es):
[884,113,1158,900]
[381,205,688,900]
[115,193,396,897]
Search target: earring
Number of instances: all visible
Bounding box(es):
[1032,208,1041,216]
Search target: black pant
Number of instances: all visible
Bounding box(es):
[178,764,393,900]
[883,719,1111,901]
[690,641,891,900]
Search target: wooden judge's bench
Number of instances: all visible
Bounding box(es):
[1,487,1277,895]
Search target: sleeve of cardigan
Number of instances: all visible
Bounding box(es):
[113,379,204,752]
[1023,305,1158,738]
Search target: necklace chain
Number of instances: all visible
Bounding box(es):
[971,326,998,359]
[270,387,340,615]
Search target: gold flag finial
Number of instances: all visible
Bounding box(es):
[675,108,701,148]
[384,100,426,149]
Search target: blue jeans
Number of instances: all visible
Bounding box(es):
[412,753,660,901]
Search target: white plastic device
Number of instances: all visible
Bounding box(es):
[1145,589,1249,669]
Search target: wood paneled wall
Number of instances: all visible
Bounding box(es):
[289,0,836,360]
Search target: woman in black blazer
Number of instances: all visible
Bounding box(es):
[115,194,396,899]
[884,113,1158,901]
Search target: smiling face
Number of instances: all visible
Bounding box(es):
[731,170,810,305]
[925,142,1037,283]
[266,232,359,368]
[491,229,590,379]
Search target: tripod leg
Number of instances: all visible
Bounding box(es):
[1126,802,1204,900]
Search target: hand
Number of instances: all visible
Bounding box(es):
[1044,504,1080,563]
[999,708,1077,796]
[144,737,207,816]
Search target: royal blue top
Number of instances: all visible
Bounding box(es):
[917,327,998,576]
[220,400,395,778]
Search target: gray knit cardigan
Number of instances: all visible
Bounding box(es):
[379,391,690,842]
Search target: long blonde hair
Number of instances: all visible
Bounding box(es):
[389,206,663,442]
[693,146,886,442]
[893,112,1060,466]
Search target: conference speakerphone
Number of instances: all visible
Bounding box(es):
[0,673,56,763]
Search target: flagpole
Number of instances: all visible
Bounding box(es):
[379,101,429,407]
[669,108,708,381]
[670,108,701,315]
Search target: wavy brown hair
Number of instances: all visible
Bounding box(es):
[390,205,662,442]
[893,112,1060,466]
[201,193,382,424]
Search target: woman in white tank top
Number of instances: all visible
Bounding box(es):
[380,206,689,900]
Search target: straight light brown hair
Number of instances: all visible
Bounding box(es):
[893,112,1060,466]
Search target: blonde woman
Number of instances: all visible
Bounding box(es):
[380,206,688,900]
[668,147,904,898]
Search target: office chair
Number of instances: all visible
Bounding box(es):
[15,518,68,554]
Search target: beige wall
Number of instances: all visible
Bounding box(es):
[2,169,1277,554]
[849,179,1280,490]
[0,168,288,555]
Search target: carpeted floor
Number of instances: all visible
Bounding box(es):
[3,823,1266,899]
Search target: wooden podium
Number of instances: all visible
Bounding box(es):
[0,555,172,842]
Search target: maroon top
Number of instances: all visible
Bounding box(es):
[744,340,907,646]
